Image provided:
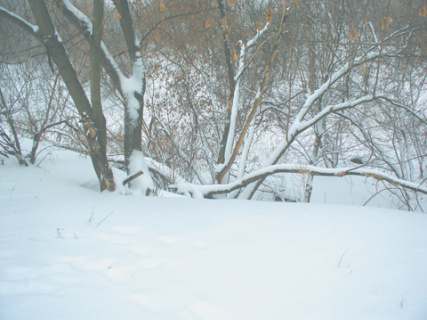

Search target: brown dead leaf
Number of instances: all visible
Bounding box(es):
[222,16,227,30]
[160,2,166,12]
[205,19,213,29]
[84,0,91,11]
[349,27,358,41]
[88,128,96,138]
[265,6,274,24]
[233,51,239,61]
[381,16,393,29]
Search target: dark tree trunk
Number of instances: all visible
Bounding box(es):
[28,0,115,191]
[112,0,145,170]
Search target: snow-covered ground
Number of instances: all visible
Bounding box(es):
[1,146,427,320]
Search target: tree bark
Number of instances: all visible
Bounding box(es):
[216,0,236,167]
[90,0,115,190]
[28,0,115,191]
[112,0,145,169]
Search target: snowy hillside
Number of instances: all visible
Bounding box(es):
[1,147,427,320]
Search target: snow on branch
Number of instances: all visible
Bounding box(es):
[172,164,427,198]
[301,95,375,130]
[0,6,40,37]
[246,22,269,49]
[59,0,93,34]
[54,0,126,92]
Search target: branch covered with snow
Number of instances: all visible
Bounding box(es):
[53,0,126,94]
[0,6,39,37]
[173,164,427,198]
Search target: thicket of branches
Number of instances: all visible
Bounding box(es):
[1,0,426,210]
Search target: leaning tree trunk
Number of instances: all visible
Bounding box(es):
[28,0,115,191]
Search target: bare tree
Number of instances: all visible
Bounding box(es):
[1,0,426,206]
[158,0,427,205]
[0,0,158,192]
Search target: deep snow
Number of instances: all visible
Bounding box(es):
[1,146,427,320]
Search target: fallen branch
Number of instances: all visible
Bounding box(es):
[122,170,143,186]
[171,164,427,198]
